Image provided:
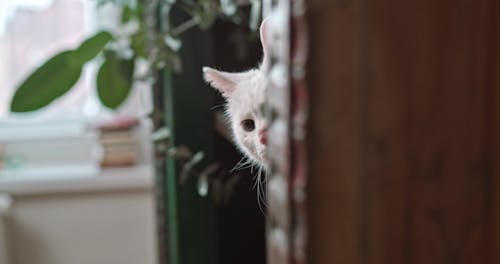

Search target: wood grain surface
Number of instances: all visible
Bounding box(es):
[306,0,500,263]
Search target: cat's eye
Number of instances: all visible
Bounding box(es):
[241,119,255,132]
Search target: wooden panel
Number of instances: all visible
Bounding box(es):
[489,0,500,262]
[307,1,365,263]
[367,2,493,264]
[306,0,500,263]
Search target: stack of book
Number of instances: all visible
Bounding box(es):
[97,117,140,167]
[0,116,102,181]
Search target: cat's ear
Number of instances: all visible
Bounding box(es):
[260,17,270,70]
[203,67,246,97]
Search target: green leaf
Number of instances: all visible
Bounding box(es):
[71,31,113,65]
[10,51,83,112]
[97,52,135,109]
[196,1,217,30]
[120,3,142,22]
[121,6,135,23]
[131,30,147,58]
[10,31,112,112]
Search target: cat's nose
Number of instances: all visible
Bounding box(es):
[259,129,267,145]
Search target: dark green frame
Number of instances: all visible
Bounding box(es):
[160,12,219,264]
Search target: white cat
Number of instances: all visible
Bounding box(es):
[203,18,269,170]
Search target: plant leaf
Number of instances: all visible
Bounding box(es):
[97,53,134,109]
[121,6,135,23]
[131,29,147,58]
[10,31,112,112]
[10,51,83,112]
[71,31,113,65]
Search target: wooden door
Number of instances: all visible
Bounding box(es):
[307,0,500,263]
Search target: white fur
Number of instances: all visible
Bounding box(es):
[203,67,268,168]
[203,18,270,170]
[227,69,267,167]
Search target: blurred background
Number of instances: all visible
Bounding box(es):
[1,0,500,264]
[0,1,266,264]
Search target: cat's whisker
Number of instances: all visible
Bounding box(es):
[237,164,254,171]
[230,156,254,173]
[256,171,264,213]
[232,165,253,174]
[230,157,247,172]
[210,104,225,111]
[255,166,268,214]
[252,170,260,189]
[259,167,268,206]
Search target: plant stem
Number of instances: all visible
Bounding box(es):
[170,17,200,37]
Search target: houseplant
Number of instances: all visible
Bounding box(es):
[9,0,261,112]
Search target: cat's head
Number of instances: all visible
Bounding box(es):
[203,18,270,168]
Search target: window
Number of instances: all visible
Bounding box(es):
[0,0,94,118]
[0,0,152,119]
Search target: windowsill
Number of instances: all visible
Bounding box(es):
[0,163,154,196]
